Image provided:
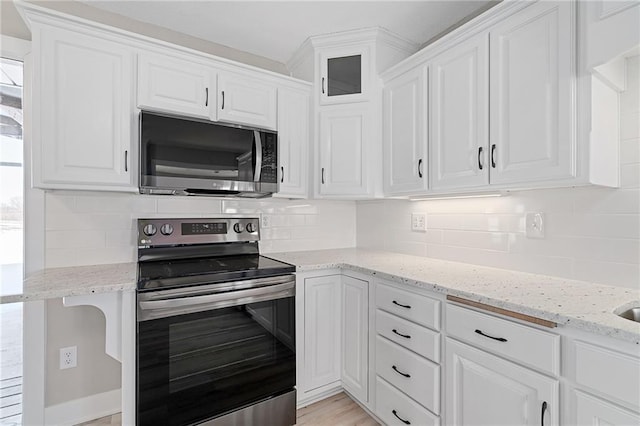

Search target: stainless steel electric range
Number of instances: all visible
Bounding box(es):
[136,217,296,426]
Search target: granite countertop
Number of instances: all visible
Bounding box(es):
[0,262,137,304]
[266,248,640,344]
[4,248,639,344]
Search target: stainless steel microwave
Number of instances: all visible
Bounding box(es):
[139,111,278,197]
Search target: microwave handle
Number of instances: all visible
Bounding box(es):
[253,130,262,182]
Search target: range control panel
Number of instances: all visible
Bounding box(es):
[138,218,259,247]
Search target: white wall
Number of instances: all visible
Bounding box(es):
[357,55,640,290]
[44,194,355,406]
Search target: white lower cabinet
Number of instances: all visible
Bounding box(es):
[575,390,640,426]
[445,337,559,426]
[341,275,369,403]
[376,377,440,426]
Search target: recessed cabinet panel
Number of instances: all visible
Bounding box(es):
[320,47,370,105]
[319,106,371,196]
[138,53,213,120]
[36,26,135,188]
[489,1,575,184]
[218,73,277,130]
[575,390,640,426]
[383,67,428,195]
[430,34,489,190]
[341,276,369,403]
[275,88,310,198]
[446,338,559,426]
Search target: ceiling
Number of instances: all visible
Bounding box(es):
[78,1,496,65]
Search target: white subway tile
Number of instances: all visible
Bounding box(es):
[620,138,640,165]
[157,197,222,214]
[620,163,640,188]
[573,259,640,289]
[573,187,640,214]
[442,230,510,251]
[46,230,105,249]
[620,111,640,140]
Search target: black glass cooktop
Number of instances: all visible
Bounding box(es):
[137,255,295,292]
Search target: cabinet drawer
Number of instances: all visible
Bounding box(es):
[574,341,640,410]
[376,377,439,426]
[376,336,440,414]
[376,309,440,362]
[376,283,441,330]
[446,304,560,375]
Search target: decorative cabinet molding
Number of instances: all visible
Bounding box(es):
[430,34,489,191]
[217,72,277,130]
[137,53,214,120]
[32,24,136,191]
[275,87,310,198]
[383,66,428,195]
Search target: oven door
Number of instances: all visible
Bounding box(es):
[136,275,296,426]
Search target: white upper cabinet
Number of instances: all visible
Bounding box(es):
[33,24,136,190]
[275,87,310,198]
[319,45,370,105]
[430,34,489,191]
[137,53,214,120]
[318,105,372,196]
[383,66,428,195]
[217,72,277,130]
[489,1,575,185]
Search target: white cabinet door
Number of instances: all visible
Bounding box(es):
[34,25,135,190]
[430,34,489,190]
[341,275,369,403]
[275,87,310,198]
[137,53,213,120]
[575,390,640,426]
[383,66,428,195]
[318,105,371,196]
[446,338,559,426]
[489,1,575,185]
[304,275,342,391]
[319,45,370,105]
[217,72,277,130]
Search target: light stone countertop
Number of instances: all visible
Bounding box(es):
[266,248,640,344]
[0,262,137,304]
[4,248,639,344]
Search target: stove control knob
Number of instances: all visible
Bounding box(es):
[246,222,256,233]
[160,224,174,235]
[233,223,244,233]
[143,224,157,236]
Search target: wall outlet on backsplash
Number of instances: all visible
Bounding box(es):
[261,215,271,228]
[525,212,545,239]
[411,213,426,232]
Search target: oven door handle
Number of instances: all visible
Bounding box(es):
[138,280,294,320]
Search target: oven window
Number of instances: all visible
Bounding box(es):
[138,297,295,426]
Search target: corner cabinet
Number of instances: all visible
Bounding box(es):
[319,45,371,105]
[383,66,428,195]
[341,275,369,403]
[217,72,277,130]
[31,24,137,191]
[275,87,310,198]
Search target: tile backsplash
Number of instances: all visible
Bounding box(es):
[44,195,356,268]
[357,56,640,290]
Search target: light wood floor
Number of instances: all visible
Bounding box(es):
[76,392,378,426]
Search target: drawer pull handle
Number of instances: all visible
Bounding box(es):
[392,300,411,309]
[475,329,508,342]
[392,365,411,378]
[392,329,411,339]
[541,401,547,426]
[392,409,411,425]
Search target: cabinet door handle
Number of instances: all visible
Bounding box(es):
[205,87,208,107]
[418,159,423,178]
[281,166,284,183]
[321,167,325,184]
[475,329,507,342]
[392,300,411,309]
[322,77,325,94]
[124,150,128,172]
[478,146,484,170]
[392,410,411,425]
[392,329,411,339]
[221,91,225,110]
[541,401,547,426]
[392,365,411,378]
[491,144,496,168]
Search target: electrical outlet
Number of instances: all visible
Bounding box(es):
[411,213,426,232]
[525,212,545,239]
[261,215,270,228]
[60,346,77,370]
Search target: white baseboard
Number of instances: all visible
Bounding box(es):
[44,388,121,426]
[297,383,343,408]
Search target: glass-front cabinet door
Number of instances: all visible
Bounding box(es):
[319,46,370,105]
